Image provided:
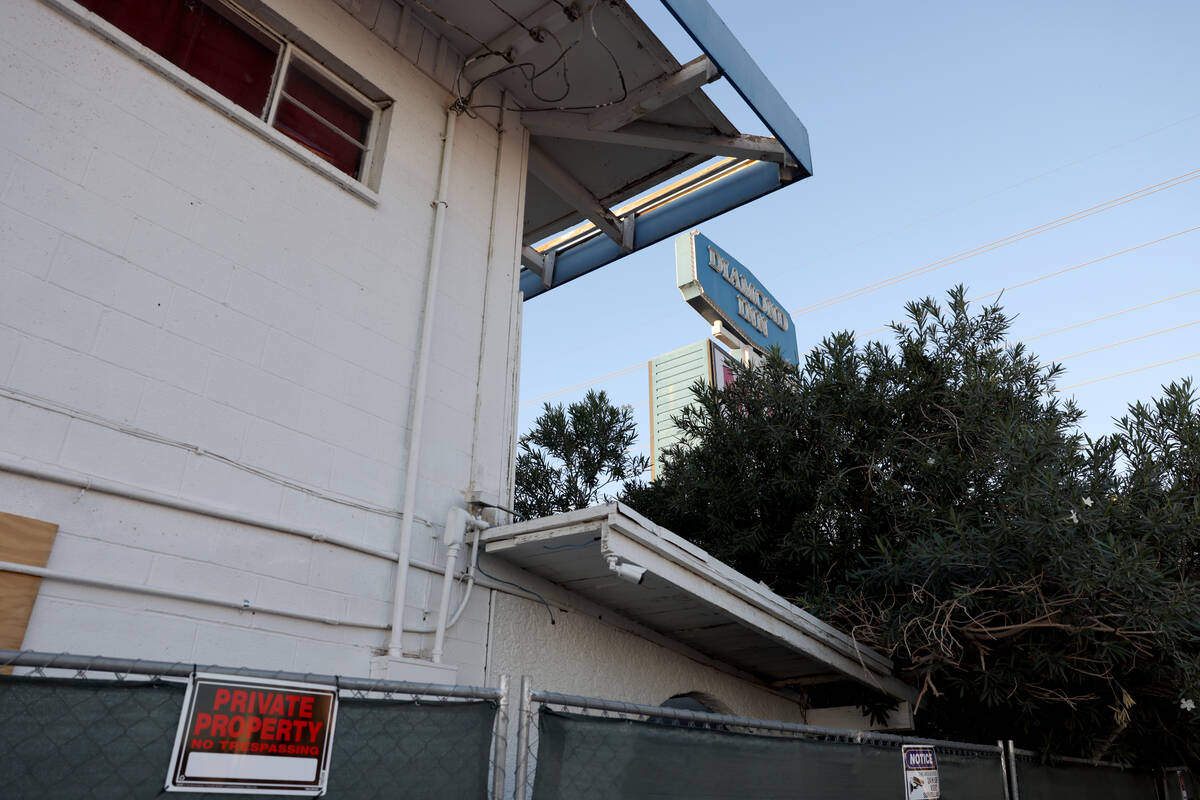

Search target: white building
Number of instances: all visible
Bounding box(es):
[0,0,912,728]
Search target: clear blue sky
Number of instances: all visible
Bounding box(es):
[518,0,1200,455]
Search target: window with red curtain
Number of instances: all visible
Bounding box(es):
[76,0,379,180]
[79,0,281,117]
[273,58,371,179]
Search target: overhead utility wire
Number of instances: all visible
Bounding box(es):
[521,361,648,407]
[1042,319,1200,366]
[826,111,1200,259]
[1054,352,1200,393]
[852,223,1200,341]
[1015,288,1200,345]
[791,168,1200,317]
[970,224,1200,302]
[527,231,1198,410]
[520,172,1199,409]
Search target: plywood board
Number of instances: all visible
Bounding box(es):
[0,511,59,671]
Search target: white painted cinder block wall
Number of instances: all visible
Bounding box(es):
[0,0,523,683]
[1,0,811,725]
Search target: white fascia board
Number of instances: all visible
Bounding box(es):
[600,515,914,701]
[614,502,875,658]
[482,503,914,701]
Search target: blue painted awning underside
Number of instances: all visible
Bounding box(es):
[520,0,812,300]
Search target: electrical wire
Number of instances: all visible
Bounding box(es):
[408,0,494,51]
[852,222,1200,341]
[1041,319,1200,366]
[487,0,541,39]
[1015,288,1200,345]
[0,384,411,521]
[462,4,629,116]
[817,110,1200,261]
[1054,351,1200,393]
[524,189,1198,409]
[474,549,556,624]
[792,168,1200,317]
[522,360,650,407]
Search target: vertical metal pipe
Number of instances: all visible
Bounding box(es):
[386,106,458,656]
[514,674,533,800]
[1005,740,1021,800]
[492,674,510,800]
[431,508,465,663]
[998,740,1012,800]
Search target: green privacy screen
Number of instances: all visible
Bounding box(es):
[1015,757,1159,800]
[0,675,496,800]
[532,710,1006,800]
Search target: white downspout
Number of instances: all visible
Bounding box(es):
[386,106,458,658]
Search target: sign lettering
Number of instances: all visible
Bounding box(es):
[166,674,339,795]
[676,231,799,363]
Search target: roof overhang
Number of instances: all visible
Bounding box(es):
[405,0,811,300]
[482,503,916,704]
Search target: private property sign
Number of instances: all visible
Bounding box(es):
[165,673,339,795]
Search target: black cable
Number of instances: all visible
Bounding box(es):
[409,0,493,51]
[458,4,629,116]
[472,499,521,518]
[488,0,542,41]
[475,550,556,624]
[542,537,600,551]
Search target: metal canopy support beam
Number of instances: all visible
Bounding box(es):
[527,145,629,250]
[523,113,789,163]
[658,0,812,176]
[521,245,556,289]
[462,0,581,84]
[521,159,792,299]
[587,55,720,131]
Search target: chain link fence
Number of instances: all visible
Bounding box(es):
[0,650,507,800]
[0,651,1176,799]
[512,678,1163,800]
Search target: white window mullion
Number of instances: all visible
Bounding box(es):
[266,43,293,126]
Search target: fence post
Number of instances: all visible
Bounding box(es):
[492,674,509,800]
[1005,740,1021,800]
[514,675,533,800]
[997,740,1012,800]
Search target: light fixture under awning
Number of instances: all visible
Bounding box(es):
[481,503,916,703]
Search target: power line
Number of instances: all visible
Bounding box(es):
[522,187,1198,412]
[1055,352,1200,392]
[1041,319,1200,365]
[852,223,1200,341]
[797,111,1200,268]
[1015,288,1200,344]
[792,168,1200,317]
[521,360,650,408]
[970,224,1200,301]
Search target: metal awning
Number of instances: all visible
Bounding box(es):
[406,0,812,299]
[482,503,916,703]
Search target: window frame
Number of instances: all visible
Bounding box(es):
[47,0,387,202]
[266,45,382,184]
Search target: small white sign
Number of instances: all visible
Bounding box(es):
[901,745,940,800]
[165,673,339,795]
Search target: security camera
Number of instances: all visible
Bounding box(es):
[607,557,647,585]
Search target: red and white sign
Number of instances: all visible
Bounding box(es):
[165,673,339,795]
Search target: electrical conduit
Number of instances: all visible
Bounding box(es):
[387,106,458,657]
[431,506,489,662]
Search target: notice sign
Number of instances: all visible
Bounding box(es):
[165,673,338,795]
[901,745,940,800]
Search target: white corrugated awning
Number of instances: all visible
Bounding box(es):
[481,503,916,703]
